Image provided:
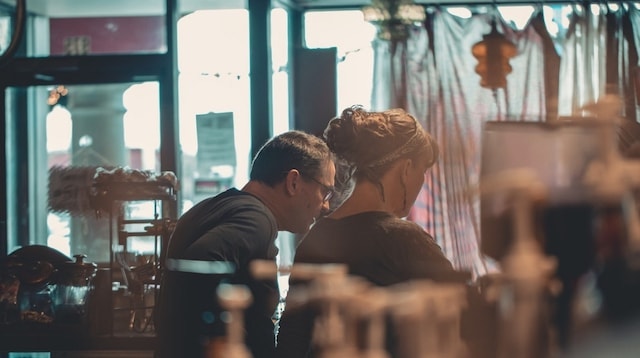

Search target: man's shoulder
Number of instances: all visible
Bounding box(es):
[204,188,261,206]
[214,189,276,227]
[216,188,267,209]
[182,188,267,221]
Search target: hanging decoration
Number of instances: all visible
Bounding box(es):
[471,19,517,90]
[47,85,69,106]
[362,0,426,41]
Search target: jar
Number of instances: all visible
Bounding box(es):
[51,254,97,324]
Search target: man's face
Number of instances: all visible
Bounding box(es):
[291,159,336,233]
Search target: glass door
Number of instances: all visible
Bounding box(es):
[6,82,162,262]
[0,0,174,259]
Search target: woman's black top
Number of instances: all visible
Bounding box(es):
[276,211,470,357]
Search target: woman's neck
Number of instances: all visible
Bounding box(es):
[329,181,391,219]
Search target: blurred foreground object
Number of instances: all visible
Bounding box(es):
[479,95,640,354]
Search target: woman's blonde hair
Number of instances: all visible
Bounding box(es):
[323,105,438,202]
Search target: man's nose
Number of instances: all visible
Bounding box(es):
[321,200,331,214]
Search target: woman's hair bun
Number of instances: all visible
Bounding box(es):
[324,105,361,163]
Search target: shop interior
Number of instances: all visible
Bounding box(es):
[1,0,640,356]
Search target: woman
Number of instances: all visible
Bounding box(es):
[276,106,474,357]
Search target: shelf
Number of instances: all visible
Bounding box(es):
[90,182,176,216]
[0,323,155,352]
[121,219,165,225]
[92,181,176,201]
[104,190,173,342]
[119,230,160,238]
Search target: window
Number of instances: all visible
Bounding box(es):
[6,82,162,260]
[177,9,251,212]
[304,10,376,112]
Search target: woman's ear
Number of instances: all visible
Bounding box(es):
[403,158,413,177]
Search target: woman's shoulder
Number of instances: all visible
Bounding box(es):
[330,211,401,226]
[317,212,430,238]
[378,214,432,233]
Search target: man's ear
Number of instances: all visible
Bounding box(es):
[284,169,301,196]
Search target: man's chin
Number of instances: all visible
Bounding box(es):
[299,224,312,234]
[287,225,311,235]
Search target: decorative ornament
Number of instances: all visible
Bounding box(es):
[362,0,425,41]
[471,19,517,90]
[47,85,69,106]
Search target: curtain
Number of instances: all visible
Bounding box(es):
[618,6,640,153]
[557,4,607,117]
[372,7,551,277]
[630,6,640,115]
[371,4,640,278]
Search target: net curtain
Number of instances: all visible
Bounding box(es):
[371,4,639,277]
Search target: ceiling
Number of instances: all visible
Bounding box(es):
[0,0,365,18]
[0,0,548,18]
[286,0,548,9]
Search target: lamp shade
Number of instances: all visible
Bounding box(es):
[362,0,425,41]
[472,22,517,89]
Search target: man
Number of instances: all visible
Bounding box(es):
[155,130,335,358]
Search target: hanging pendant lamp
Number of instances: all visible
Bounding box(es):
[471,19,517,90]
[362,0,426,41]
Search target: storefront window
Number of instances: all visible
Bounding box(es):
[271,7,290,136]
[304,10,376,112]
[21,0,166,57]
[6,82,161,261]
[177,9,251,212]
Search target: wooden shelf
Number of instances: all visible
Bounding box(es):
[0,323,155,352]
